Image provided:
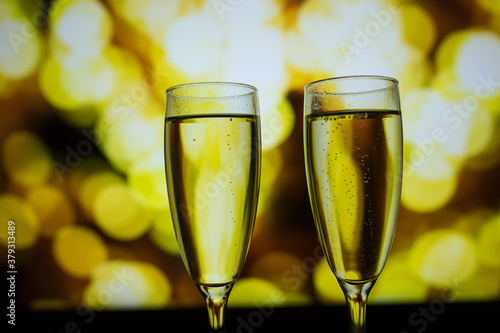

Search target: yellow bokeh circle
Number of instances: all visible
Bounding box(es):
[40,52,116,116]
[408,229,477,288]
[435,29,500,110]
[313,257,345,304]
[0,194,39,249]
[476,0,500,14]
[1,131,52,187]
[93,183,152,241]
[476,215,500,268]
[260,98,295,152]
[163,13,225,79]
[83,260,171,309]
[39,56,80,111]
[148,208,179,255]
[127,152,168,209]
[51,0,113,56]
[53,225,108,278]
[400,3,436,54]
[454,31,500,113]
[230,277,286,307]
[401,173,457,213]
[435,29,469,74]
[0,18,42,79]
[370,253,428,304]
[99,113,160,173]
[79,171,124,218]
[26,185,75,238]
[401,147,458,213]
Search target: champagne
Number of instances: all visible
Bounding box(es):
[165,114,260,286]
[305,110,402,283]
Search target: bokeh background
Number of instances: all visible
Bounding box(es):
[1,0,500,311]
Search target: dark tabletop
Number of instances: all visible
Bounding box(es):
[12,301,500,333]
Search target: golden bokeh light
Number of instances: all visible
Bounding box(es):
[79,171,125,218]
[164,13,225,80]
[476,0,500,15]
[39,55,81,111]
[98,111,162,173]
[435,29,500,113]
[409,229,478,288]
[435,29,469,74]
[108,0,181,47]
[50,0,113,56]
[401,150,458,213]
[0,194,40,249]
[313,257,345,304]
[26,185,75,238]
[63,157,113,203]
[93,183,152,241]
[1,131,52,187]
[222,24,288,99]
[476,214,500,268]
[429,68,466,105]
[400,3,436,54]
[454,31,500,95]
[53,225,108,278]
[202,0,282,28]
[0,0,499,310]
[83,260,172,309]
[127,151,168,209]
[464,104,495,158]
[148,208,179,255]
[401,88,465,157]
[39,52,116,119]
[370,253,428,304]
[260,98,295,151]
[160,3,291,152]
[230,277,286,307]
[97,46,146,104]
[398,85,476,212]
[0,18,42,80]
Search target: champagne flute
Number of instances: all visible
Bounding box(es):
[303,76,403,333]
[164,82,261,332]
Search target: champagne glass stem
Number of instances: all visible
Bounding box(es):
[198,283,234,332]
[338,279,376,333]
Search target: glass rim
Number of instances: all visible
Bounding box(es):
[304,75,399,96]
[166,81,258,101]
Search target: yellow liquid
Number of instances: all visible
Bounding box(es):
[305,110,402,283]
[165,114,261,286]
